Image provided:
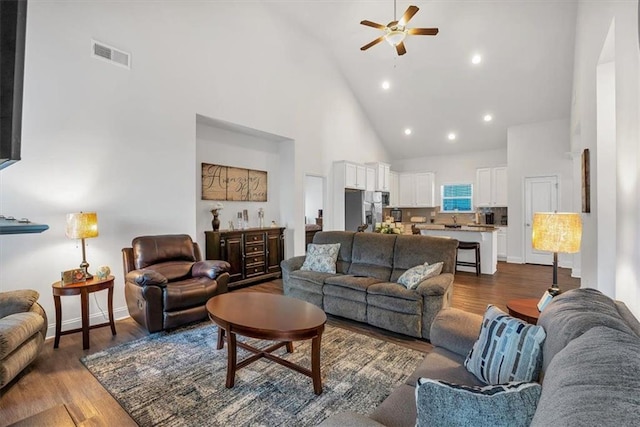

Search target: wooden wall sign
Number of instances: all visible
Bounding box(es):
[582,148,590,213]
[202,163,267,202]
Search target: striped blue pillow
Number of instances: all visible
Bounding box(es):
[464,305,546,384]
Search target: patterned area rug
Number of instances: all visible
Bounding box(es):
[81,322,423,426]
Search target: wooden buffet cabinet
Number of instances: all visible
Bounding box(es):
[205,227,285,288]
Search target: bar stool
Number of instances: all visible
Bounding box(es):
[457,241,481,276]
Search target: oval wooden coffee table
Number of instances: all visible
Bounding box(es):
[206,293,327,395]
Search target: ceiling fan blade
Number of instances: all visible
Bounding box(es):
[399,5,419,26]
[360,20,387,30]
[396,41,407,56]
[361,36,385,51]
[408,28,439,36]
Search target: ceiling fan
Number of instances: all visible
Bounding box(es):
[360,1,438,56]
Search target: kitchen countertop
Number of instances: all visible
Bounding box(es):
[415,224,498,232]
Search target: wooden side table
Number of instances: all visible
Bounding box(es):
[506,298,541,324]
[52,275,117,350]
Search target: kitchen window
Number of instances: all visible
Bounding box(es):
[441,183,473,212]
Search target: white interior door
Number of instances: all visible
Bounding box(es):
[524,176,558,264]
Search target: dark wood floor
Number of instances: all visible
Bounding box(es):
[0,262,579,426]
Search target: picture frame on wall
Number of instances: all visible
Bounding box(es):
[582,148,590,213]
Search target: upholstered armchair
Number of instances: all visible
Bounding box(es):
[0,290,47,389]
[123,234,230,333]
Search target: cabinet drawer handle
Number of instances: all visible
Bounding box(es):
[253,257,258,262]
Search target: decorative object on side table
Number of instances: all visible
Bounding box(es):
[65,212,99,279]
[210,202,224,231]
[95,265,111,280]
[531,212,582,296]
[61,268,87,285]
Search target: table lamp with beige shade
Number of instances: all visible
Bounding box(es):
[66,212,98,279]
[531,212,582,296]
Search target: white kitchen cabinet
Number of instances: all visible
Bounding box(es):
[398,173,415,206]
[493,167,508,206]
[341,161,366,190]
[397,172,435,207]
[476,166,508,207]
[365,166,376,192]
[476,168,492,207]
[415,172,435,207]
[389,171,399,207]
[366,162,390,192]
[497,226,508,261]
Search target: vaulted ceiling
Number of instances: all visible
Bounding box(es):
[273,1,578,160]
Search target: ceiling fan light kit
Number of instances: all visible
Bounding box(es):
[385,28,407,46]
[360,1,438,56]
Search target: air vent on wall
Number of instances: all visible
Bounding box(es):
[91,39,130,69]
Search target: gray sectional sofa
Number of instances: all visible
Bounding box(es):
[281,231,459,340]
[319,288,640,426]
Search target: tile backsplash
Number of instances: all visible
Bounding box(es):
[383,206,508,225]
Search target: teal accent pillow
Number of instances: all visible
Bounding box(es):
[300,243,341,274]
[465,305,546,384]
[416,378,541,427]
[397,262,443,290]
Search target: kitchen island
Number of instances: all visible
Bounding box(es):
[417,225,498,275]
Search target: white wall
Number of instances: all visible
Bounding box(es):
[195,120,290,254]
[391,148,508,190]
[507,119,574,266]
[570,0,640,317]
[0,2,389,337]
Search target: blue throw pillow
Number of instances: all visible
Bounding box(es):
[300,243,341,274]
[464,305,546,384]
[416,378,541,427]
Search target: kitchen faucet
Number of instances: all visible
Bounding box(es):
[452,215,457,224]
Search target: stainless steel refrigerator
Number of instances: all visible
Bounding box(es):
[344,190,382,232]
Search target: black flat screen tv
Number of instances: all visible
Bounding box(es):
[0,0,27,170]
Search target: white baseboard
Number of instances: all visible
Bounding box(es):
[45,307,130,340]
[507,256,524,264]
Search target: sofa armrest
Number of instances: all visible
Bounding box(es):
[430,308,483,357]
[192,260,230,279]
[0,290,40,319]
[280,255,306,281]
[125,269,168,287]
[415,273,454,296]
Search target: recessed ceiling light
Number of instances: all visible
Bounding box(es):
[471,54,482,65]
[483,114,493,122]
[447,132,456,141]
[404,128,412,135]
[382,80,391,90]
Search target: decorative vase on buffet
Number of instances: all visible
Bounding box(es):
[211,202,224,231]
[211,210,220,231]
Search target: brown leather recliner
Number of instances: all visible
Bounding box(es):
[122,234,230,333]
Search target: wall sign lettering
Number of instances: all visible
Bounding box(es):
[201,163,267,202]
